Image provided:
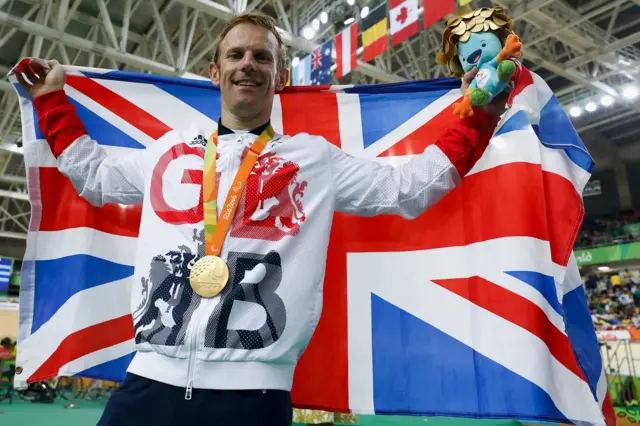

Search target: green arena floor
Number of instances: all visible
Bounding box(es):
[0,398,527,426]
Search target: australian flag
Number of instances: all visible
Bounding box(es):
[310,40,333,86]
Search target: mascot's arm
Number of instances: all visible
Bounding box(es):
[496,34,522,63]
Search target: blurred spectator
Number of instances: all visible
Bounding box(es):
[576,210,640,249]
[587,273,640,330]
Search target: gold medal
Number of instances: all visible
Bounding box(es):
[189,255,230,298]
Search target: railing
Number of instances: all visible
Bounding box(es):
[576,234,640,250]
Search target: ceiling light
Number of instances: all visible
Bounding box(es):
[344,17,355,25]
[598,266,611,272]
[312,19,320,31]
[585,102,597,112]
[569,106,582,117]
[302,26,315,40]
[346,0,355,5]
[291,57,300,67]
[623,85,639,100]
[600,95,614,107]
[320,11,328,24]
[361,6,369,18]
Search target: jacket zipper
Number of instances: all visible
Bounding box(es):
[184,134,240,400]
[184,304,205,400]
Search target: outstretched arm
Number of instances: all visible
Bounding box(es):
[331,108,498,218]
[18,59,147,207]
[34,90,146,206]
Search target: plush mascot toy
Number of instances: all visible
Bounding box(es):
[436,7,522,118]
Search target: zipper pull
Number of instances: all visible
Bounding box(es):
[185,380,193,400]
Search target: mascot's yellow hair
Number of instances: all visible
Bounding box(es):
[436,6,515,78]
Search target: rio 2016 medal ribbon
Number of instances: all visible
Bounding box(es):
[189,125,275,297]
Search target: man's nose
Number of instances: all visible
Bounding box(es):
[239,53,257,71]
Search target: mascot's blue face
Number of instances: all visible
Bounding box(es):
[457,32,503,73]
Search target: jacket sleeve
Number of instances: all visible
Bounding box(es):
[34,89,147,207]
[330,108,498,218]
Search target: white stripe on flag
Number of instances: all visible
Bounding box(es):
[271,95,284,134]
[15,277,133,387]
[342,27,352,76]
[58,339,134,378]
[467,127,542,177]
[336,92,365,156]
[33,228,137,265]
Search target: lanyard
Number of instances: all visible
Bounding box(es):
[203,125,275,256]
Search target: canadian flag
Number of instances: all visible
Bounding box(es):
[334,23,358,79]
[390,0,419,46]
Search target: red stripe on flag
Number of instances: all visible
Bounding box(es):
[431,276,586,380]
[378,98,461,157]
[280,92,341,147]
[334,164,577,266]
[335,31,344,79]
[423,0,455,28]
[66,75,172,140]
[363,37,387,63]
[349,24,358,72]
[509,63,535,104]
[38,167,142,237]
[391,21,419,46]
[27,315,134,384]
[542,171,584,267]
[602,392,617,426]
[292,223,350,412]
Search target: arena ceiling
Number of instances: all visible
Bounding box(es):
[0,0,637,256]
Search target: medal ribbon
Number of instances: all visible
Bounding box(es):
[203,125,275,256]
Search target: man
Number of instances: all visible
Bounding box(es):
[15,12,505,426]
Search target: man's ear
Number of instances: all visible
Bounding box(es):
[209,62,220,86]
[275,67,289,92]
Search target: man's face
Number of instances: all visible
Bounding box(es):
[209,23,289,122]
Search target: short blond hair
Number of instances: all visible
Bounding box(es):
[214,13,287,71]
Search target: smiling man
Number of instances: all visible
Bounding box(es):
[15,12,504,426]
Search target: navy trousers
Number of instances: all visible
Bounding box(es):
[97,373,293,426]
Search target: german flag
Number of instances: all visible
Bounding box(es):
[361,2,388,63]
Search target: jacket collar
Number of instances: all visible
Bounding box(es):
[217,118,271,136]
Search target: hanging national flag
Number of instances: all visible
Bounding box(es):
[310,40,333,86]
[422,0,455,28]
[335,23,358,79]
[389,0,419,46]
[361,3,388,63]
[291,54,311,86]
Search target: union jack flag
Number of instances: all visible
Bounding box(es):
[10,62,614,425]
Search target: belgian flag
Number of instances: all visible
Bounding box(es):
[361,2,388,63]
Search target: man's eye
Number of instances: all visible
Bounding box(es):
[229,53,242,59]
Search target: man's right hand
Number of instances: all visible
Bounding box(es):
[14,59,65,98]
